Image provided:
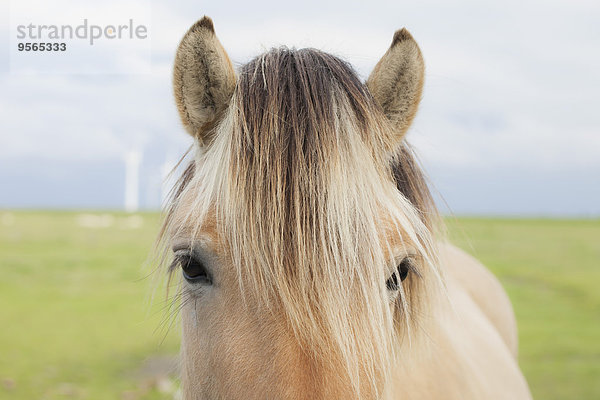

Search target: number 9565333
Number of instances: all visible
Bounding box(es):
[17,42,66,51]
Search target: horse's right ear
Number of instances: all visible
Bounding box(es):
[367,28,424,143]
[173,17,236,145]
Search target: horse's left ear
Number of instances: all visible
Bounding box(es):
[367,28,424,142]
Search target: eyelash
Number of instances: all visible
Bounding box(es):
[172,252,212,285]
[386,257,416,291]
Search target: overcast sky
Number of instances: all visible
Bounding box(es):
[1,0,598,216]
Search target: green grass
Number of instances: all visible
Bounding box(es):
[0,211,179,400]
[446,217,600,400]
[0,212,598,399]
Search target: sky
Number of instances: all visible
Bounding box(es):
[1,0,599,216]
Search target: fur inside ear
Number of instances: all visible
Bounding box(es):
[367,28,424,143]
[173,16,236,144]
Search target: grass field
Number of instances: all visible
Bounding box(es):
[0,211,598,399]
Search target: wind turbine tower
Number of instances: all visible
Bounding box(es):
[161,156,177,209]
[124,149,142,212]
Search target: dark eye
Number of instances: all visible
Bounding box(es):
[177,254,211,284]
[386,257,411,291]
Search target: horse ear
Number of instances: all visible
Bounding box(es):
[367,28,424,142]
[173,16,236,144]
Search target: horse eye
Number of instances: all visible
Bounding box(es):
[178,254,211,284]
[386,257,411,291]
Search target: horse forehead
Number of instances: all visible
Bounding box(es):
[173,182,410,255]
[185,213,411,258]
[172,211,222,250]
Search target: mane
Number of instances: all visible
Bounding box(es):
[161,47,441,397]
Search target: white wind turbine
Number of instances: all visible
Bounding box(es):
[124,148,142,212]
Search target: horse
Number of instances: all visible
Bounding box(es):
[159,16,532,400]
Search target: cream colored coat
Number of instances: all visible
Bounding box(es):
[388,243,532,399]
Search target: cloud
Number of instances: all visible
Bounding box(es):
[1,0,599,214]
